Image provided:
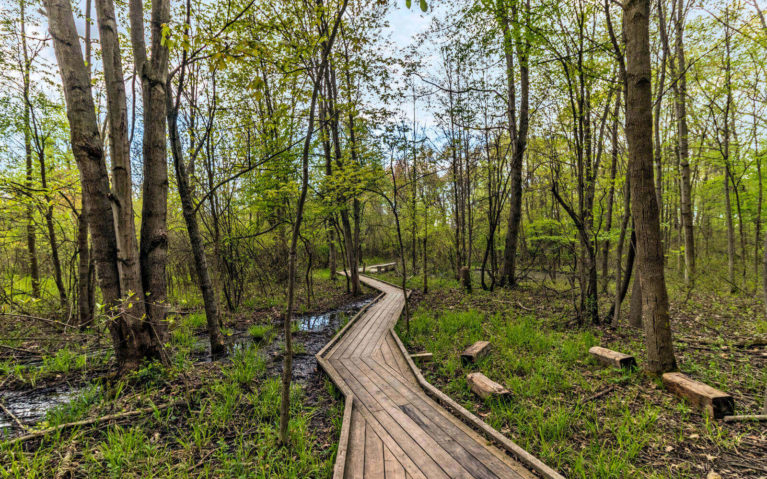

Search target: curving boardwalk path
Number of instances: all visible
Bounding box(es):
[317,271,563,479]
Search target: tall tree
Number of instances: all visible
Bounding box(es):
[624,0,676,373]
[496,0,530,288]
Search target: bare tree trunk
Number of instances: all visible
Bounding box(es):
[498,5,529,288]
[37,145,67,309]
[77,210,92,330]
[280,0,347,445]
[129,0,171,336]
[601,94,621,291]
[168,95,225,356]
[94,0,143,310]
[46,0,167,369]
[20,0,40,298]
[675,0,695,286]
[624,0,676,373]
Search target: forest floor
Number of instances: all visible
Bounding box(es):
[0,271,371,477]
[381,268,767,479]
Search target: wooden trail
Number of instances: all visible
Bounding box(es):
[317,269,563,479]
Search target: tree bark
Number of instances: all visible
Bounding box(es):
[45,0,162,369]
[94,0,144,310]
[168,93,225,357]
[129,0,171,335]
[674,0,695,286]
[498,4,529,288]
[624,0,676,373]
[36,145,67,309]
[20,0,40,298]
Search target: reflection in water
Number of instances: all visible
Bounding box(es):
[0,386,80,437]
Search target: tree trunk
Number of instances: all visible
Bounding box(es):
[94,0,144,310]
[280,1,347,445]
[37,146,67,309]
[624,0,677,373]
[77,210,93,330]
[168,95,225,356]
[601,94,621,291]
[20,0,40,298]
[129,0,171,336]
[674,0,695,286]
[45,0,163,369]
[498,7,529,288]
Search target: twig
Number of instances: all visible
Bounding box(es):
[583,385,616,403]
[0,313,70,329]
[516,301,534,312]
[0,344,41,356]
[0,401,28,431]
[723,414,767,423]
[1,399,186,447]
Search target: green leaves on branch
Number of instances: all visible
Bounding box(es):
[405,0,427,12]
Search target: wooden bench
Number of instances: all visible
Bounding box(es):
[662,372,734,419]
[589,346,637,369]
[467,372,510,400]
[461,341,491,364]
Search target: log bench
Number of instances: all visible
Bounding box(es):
[461,341,491,364]
[467,372,510,400]
[588,346,637,369]
[662,372,734,419]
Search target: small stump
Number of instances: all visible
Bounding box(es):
[461,341,491,364]
[460,266,472,293]
[662,372,734,419]
[467,372,510,400]
[589,346,637,369]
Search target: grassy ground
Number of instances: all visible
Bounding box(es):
[382,269,767,479]
[0,272,357,478]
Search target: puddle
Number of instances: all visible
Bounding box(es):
[0,385,81,438]
[193,297,374,384]
[298,299,373,332]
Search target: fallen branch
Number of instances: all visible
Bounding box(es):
[0,344,41,356]
[0,313,70,329]
[1,399,186,447]
[583,385,616,403]
[722,414,767,423]
[0,402,28,431]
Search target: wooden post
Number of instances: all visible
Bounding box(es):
[662,372,734,419]
[589,346,637,369]
[461,341,491,364]
[467,373,510,400]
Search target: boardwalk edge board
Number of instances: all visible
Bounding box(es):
[315,291,382,479]
[390,329,566,479]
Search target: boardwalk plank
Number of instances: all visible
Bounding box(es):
[384,445,407,479]
[319,271,557,479]
[365,424,386,478]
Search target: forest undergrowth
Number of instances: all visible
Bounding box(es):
[0,272,364,478]
[388,267,767,479]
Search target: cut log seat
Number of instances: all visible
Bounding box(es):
[461,341,491,364]
[662,372,734,419]
[588,346,637,369]
[467,372,510,400]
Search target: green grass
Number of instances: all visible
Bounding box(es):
[396,275,764,478]
[248,324,273,342]
[1,345,339,477]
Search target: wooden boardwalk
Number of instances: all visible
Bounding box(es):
[317,271,563,479]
